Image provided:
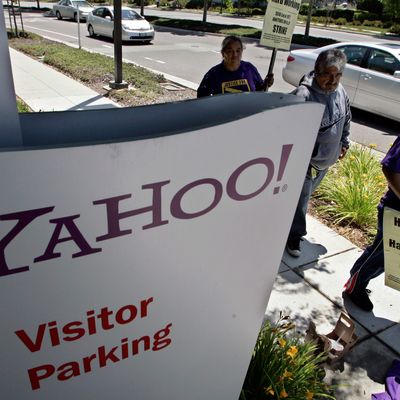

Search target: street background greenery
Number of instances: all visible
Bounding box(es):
[124,0,400,34]
[16,97,31,112]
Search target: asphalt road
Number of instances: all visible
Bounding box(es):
[8,7,400,152]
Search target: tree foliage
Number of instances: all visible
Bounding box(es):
[382,0,400,18]
[357,0,384,15]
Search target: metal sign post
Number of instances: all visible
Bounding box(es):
[266,47,277,92]
[110,0,127,89]
[77,4,81,49]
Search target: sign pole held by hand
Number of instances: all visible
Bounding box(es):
[265,48,277,92]
[268,48,277,76]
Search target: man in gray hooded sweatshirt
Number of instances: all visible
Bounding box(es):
[286,49,351,257]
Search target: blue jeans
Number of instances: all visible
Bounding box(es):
[289,165,328,239]
[346,207,384,292]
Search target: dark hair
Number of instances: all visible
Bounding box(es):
[221,35,244,53]
[314,49,347,74]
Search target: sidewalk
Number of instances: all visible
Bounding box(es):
[9,47,400,399]
[10,48,119,111]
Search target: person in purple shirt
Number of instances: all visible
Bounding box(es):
[343,136,400,311]
[197,35,274,97]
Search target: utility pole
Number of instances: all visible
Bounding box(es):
[202,0,208,23]
[110,0,128,89]
[305,0,314,38]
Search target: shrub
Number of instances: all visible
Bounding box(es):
[16,97,30,113]
[292,34,337,47]
[314,145,386,233]
[240,315,335,400]
[332,9,354,21]
[363,19,382,26]
[389,23,400,33]
[313,8,354,21]
[185,0,204,9]
[300,3,310,15]
[354,10,379,21]
[251,7,265,15]
[334,17,347,25]
[357,0,383,15]
[225,0,234,13]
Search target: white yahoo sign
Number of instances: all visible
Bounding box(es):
[0,98,323,399]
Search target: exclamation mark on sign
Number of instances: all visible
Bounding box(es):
[273,144,293,194]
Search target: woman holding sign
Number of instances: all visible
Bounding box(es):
[343,137,400,311]
[197,36,274,97]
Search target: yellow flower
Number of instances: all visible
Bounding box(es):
[280,389,289,398]
[306,390,314,400]
[264,386,274,396]
[286,345,298,359]
[368,143,377,149]
[278,338,287,348]
[282,369,293,380]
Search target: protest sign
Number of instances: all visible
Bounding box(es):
[260,0,302,50]
[383,206,400,291]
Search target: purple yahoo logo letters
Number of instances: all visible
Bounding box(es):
[0,145,293,278]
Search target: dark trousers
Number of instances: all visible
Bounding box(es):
[346,207,384,292]
[289,165,328,239]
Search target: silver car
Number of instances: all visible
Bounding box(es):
[53,0,94,22]
[86,6,155,43]
[282,42,400,122]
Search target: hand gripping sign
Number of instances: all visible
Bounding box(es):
[0,92,324,399]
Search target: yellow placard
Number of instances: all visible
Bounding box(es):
[383,206,400,291]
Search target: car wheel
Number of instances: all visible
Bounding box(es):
[74,13,78,22]
[56,11,62,20]
[88,25,95,37]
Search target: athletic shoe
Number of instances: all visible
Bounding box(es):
[286,237,301,257]
[343,288,373,312]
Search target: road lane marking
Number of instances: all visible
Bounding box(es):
[102,45,113,48]
[144,57,166,64]
[24,25,77,40]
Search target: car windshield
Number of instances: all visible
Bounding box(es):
[72,1,92,7]
[121,10,142,20]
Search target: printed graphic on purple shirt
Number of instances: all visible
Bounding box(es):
[197,61,264,98]
[222,79,251,94]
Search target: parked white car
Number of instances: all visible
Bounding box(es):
[86,6,155,43]
[53,0,94,22]
[282,42,400,122]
